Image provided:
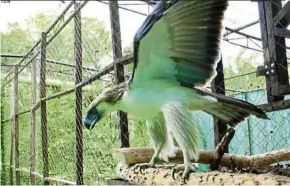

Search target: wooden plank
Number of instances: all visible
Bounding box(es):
[257,0,289,102]
[29,50,37,185]
[39,32,49,185]
[274,1,290,27]
[109,0,129,148]
[74,1,83,185]
[210,57,228,149]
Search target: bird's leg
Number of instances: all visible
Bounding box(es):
[172,151,197,182]
[132,143,163,171]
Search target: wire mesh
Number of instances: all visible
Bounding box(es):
[1,1,290,185]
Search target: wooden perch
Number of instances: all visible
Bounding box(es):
[116,163,290,185]
[210,127,235,170]
[113,148,290,169]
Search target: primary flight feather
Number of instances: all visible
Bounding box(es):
[84,0,268,180]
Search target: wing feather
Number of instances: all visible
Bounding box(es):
[130,0,228,88]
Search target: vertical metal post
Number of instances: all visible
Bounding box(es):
[244,93,252,155]
[74,1,83,185]
[13,67,20,185]
[30,51,37,185]
[257,0,289,102]
[9,76,14,185]
[1,86,5,185]
[39,32,49,185]
[211,57,228,151]
[109,0,129,148]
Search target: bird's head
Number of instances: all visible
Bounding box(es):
[83,82,127,130]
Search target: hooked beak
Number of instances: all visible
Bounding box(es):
[83,106,101,130]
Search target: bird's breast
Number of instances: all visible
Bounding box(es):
[118,81,192,120]
[120,89,162,119]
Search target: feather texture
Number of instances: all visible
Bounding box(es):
[194,88,269,126]
[131,0,228,89]
[146,113,176,162]
[162,102,199,161]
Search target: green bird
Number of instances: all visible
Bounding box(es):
[84,0,268,180]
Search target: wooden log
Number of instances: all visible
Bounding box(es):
[116,163,290,185]
[113,147,290,169]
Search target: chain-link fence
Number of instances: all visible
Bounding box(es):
[1,1,290,185]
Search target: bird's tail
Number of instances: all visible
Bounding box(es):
[195,89,269,127]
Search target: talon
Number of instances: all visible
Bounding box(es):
[171,164,197,181]
[132,162,156,173]
[171,168,177,180]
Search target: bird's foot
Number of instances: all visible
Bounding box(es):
[171,163,197,183]
[132,162,155,173]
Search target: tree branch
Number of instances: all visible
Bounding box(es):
[210,127,235,170]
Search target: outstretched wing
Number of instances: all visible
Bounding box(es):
[130,0,228,88]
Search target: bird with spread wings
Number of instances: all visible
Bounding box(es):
[84,0,268,180]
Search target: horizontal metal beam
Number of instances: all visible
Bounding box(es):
[223,39,263,52]
[0,54,98,72]
[274,1,290,27]
[279,84,290,95]
[41,54,133,102]
[96,0,147,16]
[225,27,261,41]
[275,27,290,38]
[258,99,290,112]
[139,0,157,6]
[224,20,259,37]
[225,27,290,50]
[0,64,26,67]
[46,59,97,72]
[0,54,27,59]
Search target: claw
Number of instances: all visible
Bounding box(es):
[171,164,197,183]
[132,163,155,173]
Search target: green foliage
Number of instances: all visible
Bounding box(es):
[224,51,265,94]
[1,11,112,67]
[1,23,33,64]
